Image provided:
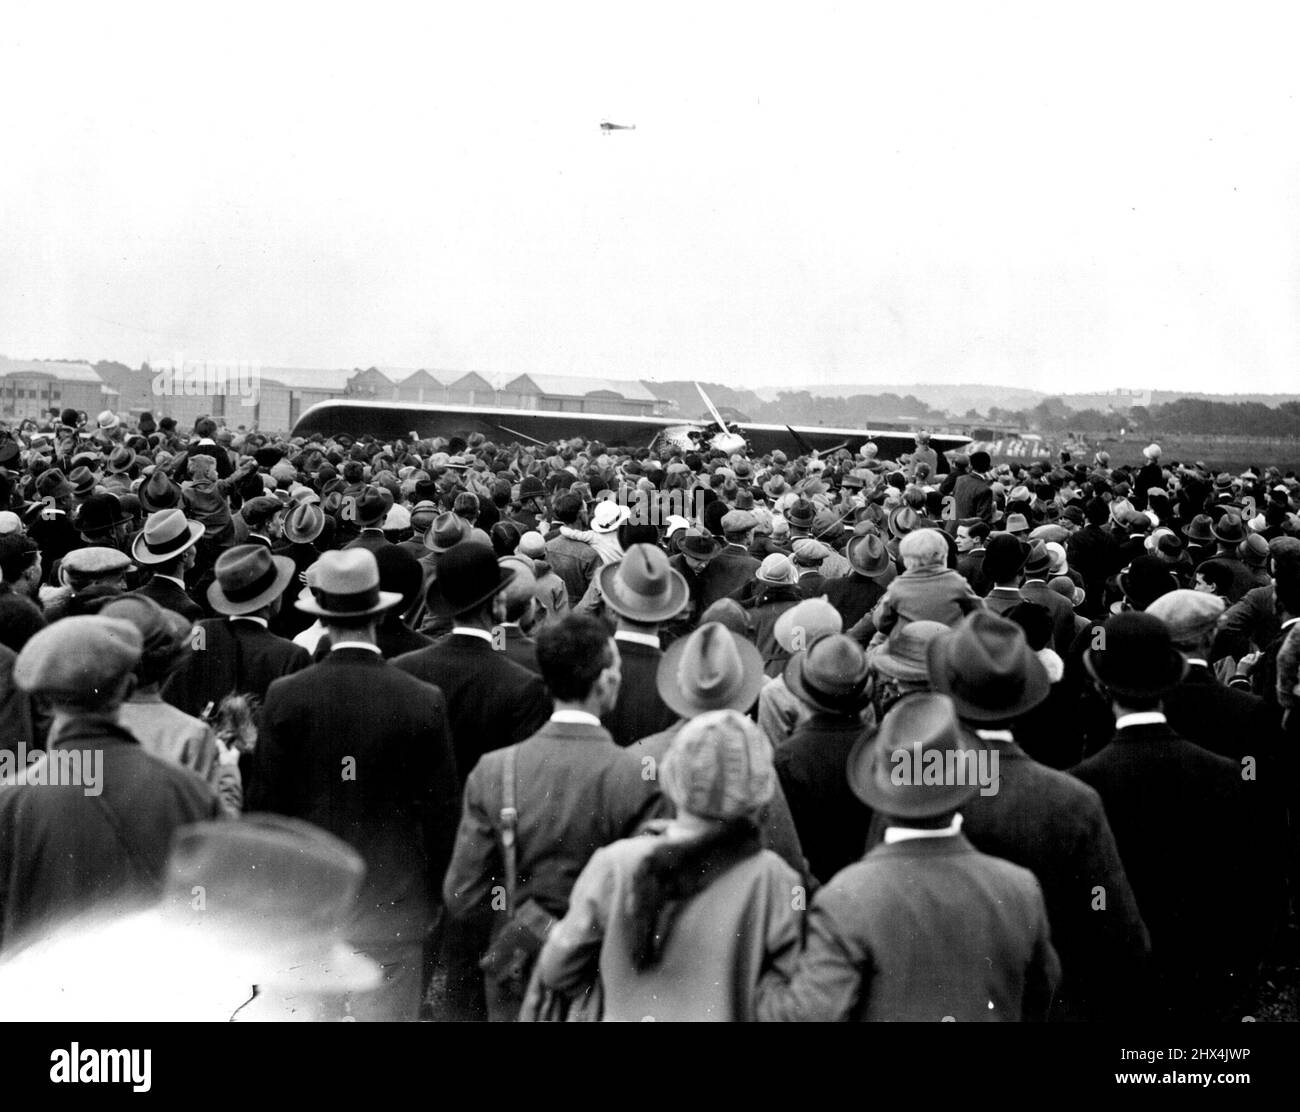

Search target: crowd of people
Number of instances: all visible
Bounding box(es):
[0,408,1298,1022]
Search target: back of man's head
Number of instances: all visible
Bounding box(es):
[553,492,583,525]
[536,614,614,703]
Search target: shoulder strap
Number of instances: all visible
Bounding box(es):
[499,745,519,915]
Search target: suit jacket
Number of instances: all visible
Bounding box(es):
[393,632,551,782]
[1163,662,1283,766]
[604,637,678,747]
[819,572,886,630]
[442,719,668,922]
[934,737,1148,1020]
[250,648,460,943]
[951,472,994,523]
[957,548,991,597]
[699,546,761,609]
[775,712,874,885]
[1066,525,1122,617]
[162,617,311,719]
[0,717,221,952]
[344,529,393,556]
[132,574,204,622]
[1018,579,1078,655]
[756,834,1060,1021]
[1071,721,1282,1019]
[498,624,541,675]
[1212,584,1278,663]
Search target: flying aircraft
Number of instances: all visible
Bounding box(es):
[599,121,636,131]
[291,383,971,469]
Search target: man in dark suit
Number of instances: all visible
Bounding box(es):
[924,611,1149,1021]
[442,614,668,1020]
[1067,499,1123,618]
[1072,612,1282,1021]
[250,548,460,1021]
[945,451,995,523]
[775,634,874,885]
[758,693,1060,1021]
[129,508,205,622]
[954,519,991,596]
[820,531,891,628]
[1,616,221,952]
[342,486,392,555]
[162,544,310,721]
[393,542,550,783]
[1019,540,1078,655]
[597,543,687,746]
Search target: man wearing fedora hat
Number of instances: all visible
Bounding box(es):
[775,633,874,885]
[394,542,550,781]
[251,548,460,1021]
[129,509,205,622]
[758,693,1060,1021]
[1073,611,1278,1020]
[1019,540,1078,655]
[923,611,1149,1021]
[341,485,392,555]
[1197,511,1256,603]
[597,544,688,748]
[162,545,310,729]
[819,531,893,630]
[757,598,844,747]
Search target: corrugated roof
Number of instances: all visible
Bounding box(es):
[261,366,357,391]
[499,373,660,402]
[0,357,101,383]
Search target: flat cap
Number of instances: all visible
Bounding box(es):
[791,538,831,564]
[61,546,135,577]
[1145,588,1226,646]
[720,509,758,534]
[14,616,142,699]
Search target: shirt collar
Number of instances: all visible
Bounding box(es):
[975,729,1015,742]
[1186,657,1208,668]
[452,626,493,644]
[331,641,382,654]
[1116,711,1167,730]
[884,813,963,844]
[614,630,660,649]
[1283,616,1300,631]
[152,574,187,588]
[230,615,268,628]
[550,709,602,727]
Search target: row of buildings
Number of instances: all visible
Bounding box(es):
[1,358,669,432]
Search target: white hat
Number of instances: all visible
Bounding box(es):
[591,499,631,533]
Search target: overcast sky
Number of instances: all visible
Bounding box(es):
[2,2,1298,393]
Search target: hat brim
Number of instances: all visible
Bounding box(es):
[784,651,870,716]
[927,629,1050,722]
[284,521,326,545]
[656,628,765,718]
[846,730,981,818]
[598,561,690,623]
[1082,645,1187,699]
[208,556,297,616]
[295,589,404,619]
[131,520,204,565]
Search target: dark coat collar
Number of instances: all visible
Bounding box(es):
[49,716,139,749]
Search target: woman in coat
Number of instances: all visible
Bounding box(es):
[535,710,803,1021]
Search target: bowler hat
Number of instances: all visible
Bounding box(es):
[846,693,981,819]
[517,475,546,501]
[983,532,1028,583]
[656,622,765,718]
[599,543,689,623]
[131,509,204,566]
[208,545,296,616]
[430,541,515,616]
[786,498,816,529]
[1117,556,1178,611]
[76,492,131,535]
[1084,611,1186,698]
[927,611,1050,722]
[784,633,871,715]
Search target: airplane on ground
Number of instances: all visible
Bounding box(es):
[599,121,636,131]
[291,383,971,468]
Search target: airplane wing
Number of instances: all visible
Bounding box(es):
[291,399,970,468]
